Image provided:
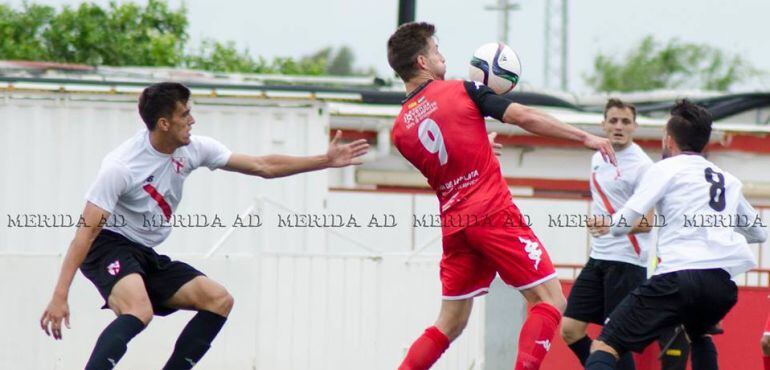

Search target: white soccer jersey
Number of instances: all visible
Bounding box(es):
[624,154,757,277]
[86,130,232,247]
[589,143,653,266]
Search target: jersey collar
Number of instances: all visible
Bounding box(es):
[681,151,704,156]
[401,80,433,105]
[144,130,172,158]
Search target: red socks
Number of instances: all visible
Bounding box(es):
[398,326,450,370]
[763,355,770,370]
[515,303,562,370]
[398,303,560,370]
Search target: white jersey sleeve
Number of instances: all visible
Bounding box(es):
[625,162,674,215]
[190,136,232,170]
[735,196,768,244]
[85,160,131,213]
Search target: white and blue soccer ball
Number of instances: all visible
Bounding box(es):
[468,42,522,94]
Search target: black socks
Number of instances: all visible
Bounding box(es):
[690,336,718,370]
[85,314,146,370]
[162,310,227,370]
[568,335,593,365]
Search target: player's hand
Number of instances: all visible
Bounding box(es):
[40,296,71,340]
[488,132,503,156]
[587,215,610,237]
[583,134,617,166]
[326,130,370,167]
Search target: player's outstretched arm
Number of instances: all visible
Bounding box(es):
[587,209,654,237]
[502,103,617,165]
[629,209,655,234]
[222,130,369,178]
[41,202,109,340]
[608,207,643,237]
[735,196,768,243]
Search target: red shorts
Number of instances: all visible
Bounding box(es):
[440,205,557,300]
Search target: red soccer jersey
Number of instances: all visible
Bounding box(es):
[392,79,513,235]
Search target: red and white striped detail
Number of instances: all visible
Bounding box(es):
[143,184,172,220]
[591,172,641,255]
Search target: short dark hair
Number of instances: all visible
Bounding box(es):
[604,98,637,121]
[387,22,436,81]
[138,82,191,130]
[666,99,713,153]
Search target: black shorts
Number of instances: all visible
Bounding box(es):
[598,268,738,354]
[80,229,204,316]
[563,258,647,324]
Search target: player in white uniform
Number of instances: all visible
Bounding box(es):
[561,99,653,370]
[584,100,767,370]
[38,82,369,370]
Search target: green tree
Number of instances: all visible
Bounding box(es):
[186,40,256,73]
[327,46,354,76]
[44,0,187,66]
[0,2,370,76]
[586,36,754,92]
[186,41,330,75]
[0,3,56,61]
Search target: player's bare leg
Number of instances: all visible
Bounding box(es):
[398,299,473,370]
[561,317,589,345]
[161,276,234,370]
[434,299,474,341]
[515,278,566,370]
[85,273,151,370]
[561,317,593,364]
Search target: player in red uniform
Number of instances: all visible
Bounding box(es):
[387,22,616,370]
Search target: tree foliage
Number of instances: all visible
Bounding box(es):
[0,1,187,66]
[586,36,755,92]
[0,1,365,76]
[185,42,359,76]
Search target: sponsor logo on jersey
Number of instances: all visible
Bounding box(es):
[145,175,154,183]
[403,99,439,128]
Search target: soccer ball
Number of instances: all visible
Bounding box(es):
[468,42,522,94]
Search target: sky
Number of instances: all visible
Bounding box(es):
[7,0,770,93]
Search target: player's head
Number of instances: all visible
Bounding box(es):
[387,22,446,83]
[662,99,712,158]
[138,82,195,146]
[602,98,637,149]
